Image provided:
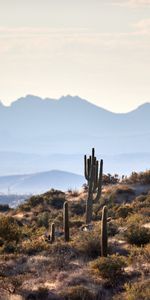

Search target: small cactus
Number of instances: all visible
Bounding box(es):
[101,206,108,257]
[51,223,55,243]
[63,201,69,242]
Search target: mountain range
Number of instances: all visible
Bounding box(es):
[0,95,149,187]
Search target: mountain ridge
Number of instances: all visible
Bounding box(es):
[0,94,149,160]
[0,94,149,114]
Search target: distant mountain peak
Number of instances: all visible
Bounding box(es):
[59,94,88,103]
[11,94,44,107]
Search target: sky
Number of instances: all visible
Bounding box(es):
[0,0,150,112]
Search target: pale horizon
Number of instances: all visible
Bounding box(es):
[0,0,150,112]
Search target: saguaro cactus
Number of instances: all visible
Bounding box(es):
[51,223,55,243]
[63,201,69,242]
[101,205,108,257]
[84,148,103,224]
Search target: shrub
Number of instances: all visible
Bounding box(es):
[124,279,150,300]
[22,239,49,255]
[26,196,44,208]
[48,196,66,209]
[128,170,150,184]
[0,216,21,243]
[2,242,17,253]
[116,205,133,219]
[103,173,119,185]
[0,204,10,212]
[60,285,95,300]
[90,255,126,284]
[70,201,85,216]
[37,212,50,228]
[135,195,147,203]
[126,213,144,226]
[75,232,100,259]
[107,221,118,236]
[124,225,150,246]
[70,190,80,197]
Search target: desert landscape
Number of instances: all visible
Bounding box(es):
[0,149,150,300]
[0,1,150,299]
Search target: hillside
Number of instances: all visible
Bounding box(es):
[0,172,149,300]
[0,170,84,195]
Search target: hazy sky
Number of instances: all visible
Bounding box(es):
[0,0,150,112]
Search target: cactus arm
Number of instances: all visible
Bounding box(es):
[94,161,99,191]
[92,148,95,160]
[87,158,91,180]
[84,155,89,181]
[95,159,103,202]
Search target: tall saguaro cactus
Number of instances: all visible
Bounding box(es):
[84,148,103,224]
[101,205,108,257]
[63,201,69,242]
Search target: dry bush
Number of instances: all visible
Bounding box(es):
[128,170,150,184]
[90,255,126,285]
[124,224,150,246]
[123,279,150,300]
[69,190,80,197]
[74,232,101,259]
[128,243,150,269]
[21,239,50,255]
[133,195,150,217]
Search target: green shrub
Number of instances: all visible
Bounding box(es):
[37,212,49,228]
[116,205,133,218]
[124,225,150,246]
[48,196,66,209]
[90,255,126,284]
[0,216,21,243]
